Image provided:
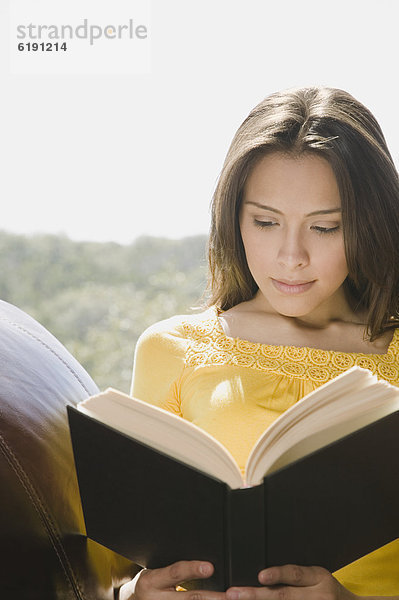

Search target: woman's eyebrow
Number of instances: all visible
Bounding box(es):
[244,201,342,217]
[306,208,342,216]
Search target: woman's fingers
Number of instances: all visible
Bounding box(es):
[133,561,227,598]
[258,564,328,587]
[225,565,354,600]
[139,560,214,590]
[226,585,297,600]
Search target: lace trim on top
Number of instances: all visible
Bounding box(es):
[182,307,399,384]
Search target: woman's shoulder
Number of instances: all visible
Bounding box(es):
[132,309,217,401]
[136,306,217,349]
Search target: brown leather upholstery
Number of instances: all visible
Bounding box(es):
[0,300,138,599]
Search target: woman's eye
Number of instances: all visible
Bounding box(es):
[312,225,341,234]
[254,219,277,229]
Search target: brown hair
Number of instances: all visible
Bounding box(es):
[208,86,399,340]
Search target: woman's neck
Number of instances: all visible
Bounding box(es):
[218,297,393,355]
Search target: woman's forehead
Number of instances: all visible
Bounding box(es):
[243,153,341,211]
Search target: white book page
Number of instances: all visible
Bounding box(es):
[245,367,373,480]
[263,396,399,478]
[247,387,399,484]
[245,369,399,485]
[78,389,243,489]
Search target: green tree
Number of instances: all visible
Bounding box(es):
[0,230,208,391]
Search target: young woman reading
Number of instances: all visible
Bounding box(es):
[120,86,399,600]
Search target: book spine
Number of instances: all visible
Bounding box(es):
[226,484,266,588]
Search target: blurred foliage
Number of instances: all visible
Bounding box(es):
[0,230,208,392]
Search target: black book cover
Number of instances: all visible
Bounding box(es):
[67,406,399,591]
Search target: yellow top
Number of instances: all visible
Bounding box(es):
[131,306,399,596]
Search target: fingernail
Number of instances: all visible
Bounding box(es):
[227,589,241,600]
[259,569,273,584]
[200,563,212,576]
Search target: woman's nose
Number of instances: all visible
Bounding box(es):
[277,231,310,269]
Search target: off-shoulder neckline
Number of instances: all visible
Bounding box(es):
[212,306,398,359]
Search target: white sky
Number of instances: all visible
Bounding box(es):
[1,0,398,244]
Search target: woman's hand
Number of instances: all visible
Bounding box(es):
[225,564,356,600]
[119,560,227,599]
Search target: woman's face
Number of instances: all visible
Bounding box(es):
[239,152,349,324]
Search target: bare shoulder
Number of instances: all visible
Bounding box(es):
[218,299,280,342]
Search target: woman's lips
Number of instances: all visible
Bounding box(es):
[271,279,315,294]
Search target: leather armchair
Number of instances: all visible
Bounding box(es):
[0,300,138,599]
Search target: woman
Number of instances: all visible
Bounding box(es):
[120,86,399,599]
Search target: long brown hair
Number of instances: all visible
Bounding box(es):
[208,86,399,340]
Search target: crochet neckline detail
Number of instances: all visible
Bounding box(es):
[182,308,399,384]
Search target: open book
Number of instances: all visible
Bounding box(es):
[75,366,399,489]
[68,366,399,590]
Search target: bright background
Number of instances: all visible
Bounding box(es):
[1,0,398,244]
